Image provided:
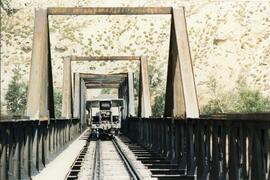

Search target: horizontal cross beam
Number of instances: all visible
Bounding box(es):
[71,56,140,61]
[80,73,128,79]
[79,73,128,89]
[47,7,172,15]
[84,80,124,84]
[85,84,119,89]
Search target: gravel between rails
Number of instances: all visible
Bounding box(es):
[75,136,156,180]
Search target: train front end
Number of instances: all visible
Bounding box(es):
[88,99,123,138]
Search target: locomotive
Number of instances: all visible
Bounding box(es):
[86,99,124,138]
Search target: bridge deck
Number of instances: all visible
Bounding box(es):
[32,130,88,180]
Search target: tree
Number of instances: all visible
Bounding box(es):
[152,92,165,117]
[133,63,165,116]
[5,67,28,115]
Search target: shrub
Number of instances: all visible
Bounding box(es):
[54,90,62,118]
[201,76,232,114]
[0,0,19,16]
[201,76,270,115]
[5,67,28,115]
[233,80,270,112]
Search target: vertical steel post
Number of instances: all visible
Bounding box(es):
[26,9,50,120]
[13,125,20,179]
[0,127,7,180]
[73,73,81,118]
[164,7,199,118]
[128,71,135,117]
[23,125,31,177]
[43,123,49,165]
[80,78,86,131]
[31,124,38,174]
[61,57,73,119]
[138,56,152,117]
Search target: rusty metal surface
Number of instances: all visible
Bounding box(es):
[47,7,172,15]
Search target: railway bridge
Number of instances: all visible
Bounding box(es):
[0,7,269,180]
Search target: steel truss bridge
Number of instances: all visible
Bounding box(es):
[0,7,269,180]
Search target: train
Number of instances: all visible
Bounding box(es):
[86,99,124,138]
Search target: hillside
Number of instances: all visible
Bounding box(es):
[1,0,270,114]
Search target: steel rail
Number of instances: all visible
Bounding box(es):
[93,140,101,180]
[112,138,141,180]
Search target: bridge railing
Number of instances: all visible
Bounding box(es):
[127,114,270,180]
[0,118,80,180]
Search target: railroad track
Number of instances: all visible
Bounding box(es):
[92,140,101,180]
[111,138,141,180]
[65,135,142,180]
[65,132,195,180]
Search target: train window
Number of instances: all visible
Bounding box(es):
[112,100,123,107]
[90,101,99,108]
[100,101,111,110]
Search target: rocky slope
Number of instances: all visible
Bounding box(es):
[1,0,270,113]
